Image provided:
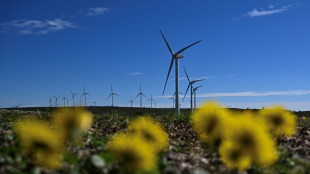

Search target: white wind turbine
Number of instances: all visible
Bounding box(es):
[183,66,205,113]
[128,97,134,107]
[193,85,203,109]
[148,94,155,108]
[135,83,146,108]
[81,87,90,107]
[71,91,78,107]
[107,85,118,107]
[160,29,201,115]
[54,96,60,107]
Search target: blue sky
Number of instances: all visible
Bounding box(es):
[1,0,310,110]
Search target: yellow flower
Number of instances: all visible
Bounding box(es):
[52,107,93,143]
[109,133,157,172]
[219,141,252,170]
[259,105,296,137]
[302,116,306,120]
[127,116,169,153]
[220,115,277,169]
[14,119,63,169]
[191,101,231,144]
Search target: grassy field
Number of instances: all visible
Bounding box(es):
[1,107,310,174]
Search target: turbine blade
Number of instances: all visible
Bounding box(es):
[135,93,140,99]
[107,94,112,99]
[175,40,201,55]
[142,93,146,97]
[162,58,174,95]
[183,66,191,82]
[196,85,203,89]
[183,84,191,102]
[160,29,174,55]
[115,93,119,96]
[192,78,205,83]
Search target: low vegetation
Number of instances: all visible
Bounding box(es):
[0,103,310,174]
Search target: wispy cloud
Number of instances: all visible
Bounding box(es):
[197,90,310,98]
[245,6,289,17]
[170,76,215,81]
[0,18,77,34]
[126,72,141,76]
[86,7,110,16]
[159,90,310,98]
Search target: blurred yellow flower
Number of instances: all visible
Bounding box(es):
[259,105,296,138]
[128,116,169,152]
[220,115,277,169]
[191,101,231,144]
[14,119,63,169]
[109,133,157,172]
[52,107,93,143]
[302,116,306,120]
[219,141,252,170]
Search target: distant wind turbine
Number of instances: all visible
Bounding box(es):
[81,87,90,106]
[148,94,155,108]
[48,97,53,107]
[79,97,82,106]
[107,85,118,107]
[170,92,183,108]
[71,91,78,107]
[193,85,203,109]
[160,29,201,115]
[93,99,96,106]
[135,83,146,108]
[54,96,60,107]
[183,66,205,113]
[170,97,175,108]
[154,101,157,108]
[128,97,134,107]
[62,96,68,107]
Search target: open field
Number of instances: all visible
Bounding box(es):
[1,107,310,174]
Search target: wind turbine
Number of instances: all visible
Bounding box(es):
[71,91,78,107]
[107,85,118,107]
[154,101,157,108]
[54,96,60,107]
[48,97,53,107]
[160,29,201,115]
[62,96,68,107]
[170,92,183,108]
[148,94,155,108]
[193,85,203,109]
[128,97,134,107]
[183,66,205,113]
[135,83,146,108]
[93,99,96,106]
[81,87,90,107]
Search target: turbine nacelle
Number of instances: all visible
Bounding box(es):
[175,54,184,58]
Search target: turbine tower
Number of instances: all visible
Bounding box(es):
[128,97,134,107]
[54,96,60,107]
[183,66,205,113]
[107,85,118,107]
[81,87,90,107]
[154,101,157,108]
[71,91,78,107]
[148,94,155,108]
[193,85,203,109]
[160,29,201,115]
[48,97,52,107]
[135,83,146,108]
